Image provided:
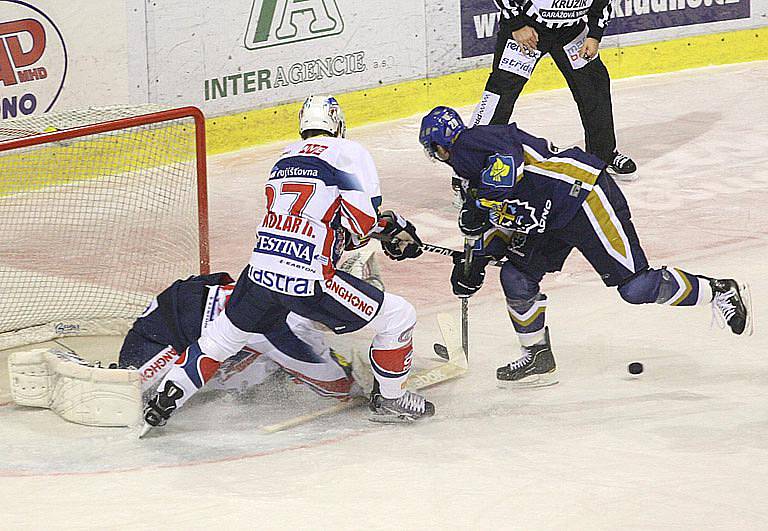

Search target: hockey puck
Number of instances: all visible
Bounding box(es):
[628,362,643,375]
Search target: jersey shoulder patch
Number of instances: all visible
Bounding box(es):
[481,154,517,188]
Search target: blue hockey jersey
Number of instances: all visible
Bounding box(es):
[131,272,235,353]
[448,124,607,234]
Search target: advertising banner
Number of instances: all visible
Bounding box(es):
[0,0,67,120]
[0,0,130,121]
[605,0,750,35]
[146,0,427,116]
[459,0,752,58]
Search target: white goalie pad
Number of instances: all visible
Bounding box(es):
[8,348,142,427]
[338,247,384,291]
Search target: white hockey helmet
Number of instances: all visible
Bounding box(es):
[299,94,346,138]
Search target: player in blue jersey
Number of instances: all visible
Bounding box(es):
[419,106,752,386]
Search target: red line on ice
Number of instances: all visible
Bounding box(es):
[0,430,367,478]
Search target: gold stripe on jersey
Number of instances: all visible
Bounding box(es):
[507,298,547,326]
[508,306,546,327]
[669,268,693,306]
[483,229,511,247]
[582,186,636,273]
[522,146,601,187]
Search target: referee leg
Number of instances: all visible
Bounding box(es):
[471,23,532,126]
[550,36,617,164]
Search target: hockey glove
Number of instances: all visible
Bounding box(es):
[459,200,491,237]
[343,229,370,251]
[451,175,467,210]
[450,253,490,298]
[378,210,423,261]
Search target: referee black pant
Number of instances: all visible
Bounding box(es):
[473,19,617,165]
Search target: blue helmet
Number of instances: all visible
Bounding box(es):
[419,106,466,160]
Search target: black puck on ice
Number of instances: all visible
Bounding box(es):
[628,362,644,375]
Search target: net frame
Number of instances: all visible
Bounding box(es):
[0,106,209,350]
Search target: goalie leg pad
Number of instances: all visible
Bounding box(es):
[9,348,142,427]
[8,348,54,407]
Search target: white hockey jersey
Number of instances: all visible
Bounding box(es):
[249,137,382,293]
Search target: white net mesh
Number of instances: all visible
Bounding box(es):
[0,106,207,349]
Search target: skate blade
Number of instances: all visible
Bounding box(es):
[368,410,424,424]
[368,415,414,424]
[138,423,154,439]
[607,170,639,183]
[741,282,755,336]
[497,372,558,389]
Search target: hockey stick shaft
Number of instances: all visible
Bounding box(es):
[460,237,476,359]
[461,298,469,360]
[261,355,466,433]
[420,242,507,267]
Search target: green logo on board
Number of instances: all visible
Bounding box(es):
[244,0,344,50]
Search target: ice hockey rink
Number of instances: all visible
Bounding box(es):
[1,61,767,529]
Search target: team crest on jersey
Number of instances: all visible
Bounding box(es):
[482,155,516,187]
[481,198,540,234]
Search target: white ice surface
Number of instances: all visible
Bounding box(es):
[1,62,768,530]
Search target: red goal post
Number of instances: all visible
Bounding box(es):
[0,105,209,350]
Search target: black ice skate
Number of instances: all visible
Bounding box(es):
[606,151,637,182]
[710,278,753,336]
[497,327,558,388]
[140,381,184,437]
[369,383,435,423]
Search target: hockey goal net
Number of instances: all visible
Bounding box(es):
[0,105,209,350]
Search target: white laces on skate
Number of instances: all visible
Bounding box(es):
[396,391,426,414]
[711,287,738,329]
[506,350,533,371]
[613,153,631,168]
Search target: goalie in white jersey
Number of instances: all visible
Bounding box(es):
[142,95,433,433]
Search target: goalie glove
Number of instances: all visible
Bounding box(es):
[377,210,423,261]
[450,253,491,298]
[459,199,491,237]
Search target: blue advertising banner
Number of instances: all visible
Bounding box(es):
[460,0,751,58]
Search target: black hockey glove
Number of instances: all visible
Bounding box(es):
[459,200,491,237]
[378,210,423,261]
[450,253,491,298]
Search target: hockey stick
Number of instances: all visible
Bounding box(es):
[430,239,477,361]
[460,237,477,360]
[420,242,507,267]
[260,318,467,433]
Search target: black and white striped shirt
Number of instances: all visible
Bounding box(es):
[493,0,612,40]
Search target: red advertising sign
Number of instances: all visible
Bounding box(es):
[0,0,67,119]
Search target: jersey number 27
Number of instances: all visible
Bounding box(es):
[265,182,317,216]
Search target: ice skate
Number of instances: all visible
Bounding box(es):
[497,327,558,388]
[606,151,637,182]
[141,381,184,436]
[369,383,435,423]
[710,278,753,336]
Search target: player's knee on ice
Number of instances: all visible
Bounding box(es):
[617,268,679,305]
